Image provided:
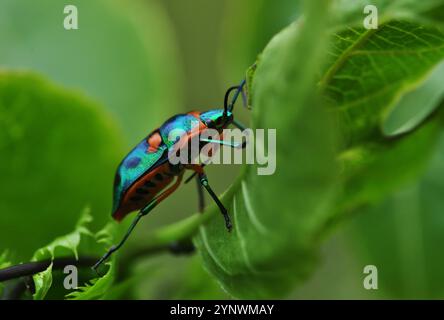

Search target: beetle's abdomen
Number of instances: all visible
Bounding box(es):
[112,162,176,221]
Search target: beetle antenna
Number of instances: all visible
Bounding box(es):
[229,79,246,112]
[223,79,247,121]
[223,85,238,120]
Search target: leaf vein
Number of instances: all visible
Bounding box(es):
[241,181,269,235]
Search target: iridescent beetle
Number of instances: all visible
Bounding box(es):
[92,80,248,270]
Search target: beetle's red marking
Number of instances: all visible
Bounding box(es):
[147,132,162,153]
[188,110,202,119]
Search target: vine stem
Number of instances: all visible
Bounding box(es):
[0,256,98,282]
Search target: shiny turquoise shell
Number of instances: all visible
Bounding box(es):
[159,113,201,148]
[112,133,167,214]
[112,109,230,215]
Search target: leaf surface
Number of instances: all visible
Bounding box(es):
[0,72,124,261]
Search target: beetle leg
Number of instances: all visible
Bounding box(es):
[153,172,184,203]
[92,174,184,273]
[232,119,248,132]
[198,171,232,232]
[184,136,247,185]
[196,175,205,213]
[92,208,148,273]
[200,138,246,149]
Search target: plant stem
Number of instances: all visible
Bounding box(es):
[0,256,98,282]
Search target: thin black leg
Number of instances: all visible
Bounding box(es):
[92,200,157,272]
[232,119,248,131]
[198,172,232,232]
[184,137,247,185]
[196,175,205,213]
[185,163,207,184]
[199,138,245,149]
[92,212,142,272]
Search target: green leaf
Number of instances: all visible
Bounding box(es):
[0,251,11,269]
[0,251,11,297]
[320,20,444,145]
[194,0,338,299]
[319,16,444,214]
[194,1,444,299]
[347,130,444,298]
[32,264,53,300]
[30,208,120,300]
[66,222,119,300]
[0,72,124,261]
[333,0,444,29]
[334,114,442,219]
[382,60,444,136]
[0,0,182,141]
[321,0,444,298]
[31,208,90,300]
[32,210,93,263]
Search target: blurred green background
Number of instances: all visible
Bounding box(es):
[1,0,443,299]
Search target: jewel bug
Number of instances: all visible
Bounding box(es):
[92,80,248,271]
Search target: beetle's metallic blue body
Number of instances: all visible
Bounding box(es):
[112,109,231,221]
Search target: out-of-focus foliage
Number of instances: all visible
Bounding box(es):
[319,7,444,217]
[0,252,11,297]
[0,0,182,141]
[332,0,444,30]
[30,209,120,300]
[0,72,124,261]
[132,255,228,300]
[322,0,444,299]
[336,119,441,217]
[0,252,10,270]
[348,129,444,299]
[219,0,300,82]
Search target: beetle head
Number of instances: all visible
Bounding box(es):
[200,109,233,130]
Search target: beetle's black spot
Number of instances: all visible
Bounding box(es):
[125,157,141,169]
[155,173,163,181]
[130,196,143,202]
[136,188,149,195]
[144,181,156,188]
[164,172,175,177]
